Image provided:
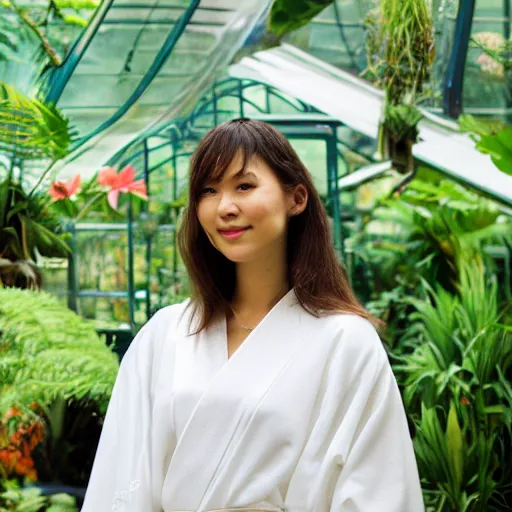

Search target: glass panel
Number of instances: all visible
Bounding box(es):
[289,139,328,197]
[463,0,512,118]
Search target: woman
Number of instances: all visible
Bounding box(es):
[82,119,424,512]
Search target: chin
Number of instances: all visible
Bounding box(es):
[219,247,256,263]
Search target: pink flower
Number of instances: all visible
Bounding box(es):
[49,174,81,201]
[97,165,148,210]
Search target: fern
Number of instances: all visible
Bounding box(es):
[0,288,119,416]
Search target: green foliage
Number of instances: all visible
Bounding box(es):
[0,486,77,512]
[363,0,434,167]
[383,103,423,143]
[353,177,510,297]
[392,257,512,510]
[268,0,333,38]
[0,82,74,162]
[0,173,70,288]
[0,15,19,64]
[0,288,119,417]
[348,167,512,509]
[459,115,512,177]
[0,0,99,68]
[364,0,434,105]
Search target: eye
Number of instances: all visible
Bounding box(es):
[200,187,216,196]
[237,183,254,192]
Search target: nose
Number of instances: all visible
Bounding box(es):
[217,193,239,218]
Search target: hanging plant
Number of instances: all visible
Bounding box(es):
[363,0,434,175]
[381,103,424,173]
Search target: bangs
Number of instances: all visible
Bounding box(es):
[190,120,260,200]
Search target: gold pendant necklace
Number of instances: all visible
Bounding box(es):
[231,308,255,331]
[229,284,289,332]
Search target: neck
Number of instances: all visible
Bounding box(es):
[231,246,289,316]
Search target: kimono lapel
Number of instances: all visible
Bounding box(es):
[162,288,313,511]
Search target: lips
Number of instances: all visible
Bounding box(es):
[218,227,250,235]
[217,226,251,240]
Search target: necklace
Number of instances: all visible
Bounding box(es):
[230,308,255,331]
[229,284,290,332]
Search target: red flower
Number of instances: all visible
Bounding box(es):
[97,165,148,210]
[49,174,81,201]
[0,414,43,482]
[5,407,21,420]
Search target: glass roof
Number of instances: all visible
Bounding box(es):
[43,0,273,179]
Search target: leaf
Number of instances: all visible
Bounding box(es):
[475,128,512,176]
[49,197,80,219]
[0,82,75,161]
[268,0,334,38]
[0,226,24,258]
[61,13,88,27]
[6,199,29,222]
[0,177,9,229]
[458,114,506,138]
[19,214,70,258]
[0,287,119,418]
[446,401,463,495]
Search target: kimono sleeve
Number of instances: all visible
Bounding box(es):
[81,307,176,512]
[289,316,425,512]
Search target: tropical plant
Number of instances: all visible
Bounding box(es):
[363,0,434,172]
[346,174,512,355]
[351,177,511,293]
[0,407,45,482]
[0,82,74,164]
[267,0,435,172]
[393,258,512,511]
[0,83,75,284]
[0,288,119,484]
[1,0,100,68]
[267,0,333,38]
[0,287,119,415]
[459,114,512,177]
[0,129,147,288]
[0,171,70,289]
[0,484,77,512]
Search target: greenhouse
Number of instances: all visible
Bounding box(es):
[1,0,511,510]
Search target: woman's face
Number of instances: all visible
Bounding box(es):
[196,152,295,263]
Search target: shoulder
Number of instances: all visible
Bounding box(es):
[144,298,192,332]
[119,299,192,385]
[124,299,192,360]
[318,313,388,376]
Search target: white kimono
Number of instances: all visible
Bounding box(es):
[81,288,424,512]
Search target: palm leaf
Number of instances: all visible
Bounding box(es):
[0,81,75,161]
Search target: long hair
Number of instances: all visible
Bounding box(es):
[177,118,373,334]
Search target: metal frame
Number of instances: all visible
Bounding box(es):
[43,0,201,148]
[443,0,477,118]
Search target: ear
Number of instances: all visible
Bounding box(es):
[288,184,308,216]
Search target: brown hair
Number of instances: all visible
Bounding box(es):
[177,118,373,334]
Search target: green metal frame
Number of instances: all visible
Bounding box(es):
[43,0,201,150]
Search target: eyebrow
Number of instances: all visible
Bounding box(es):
[208,168,257,184]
